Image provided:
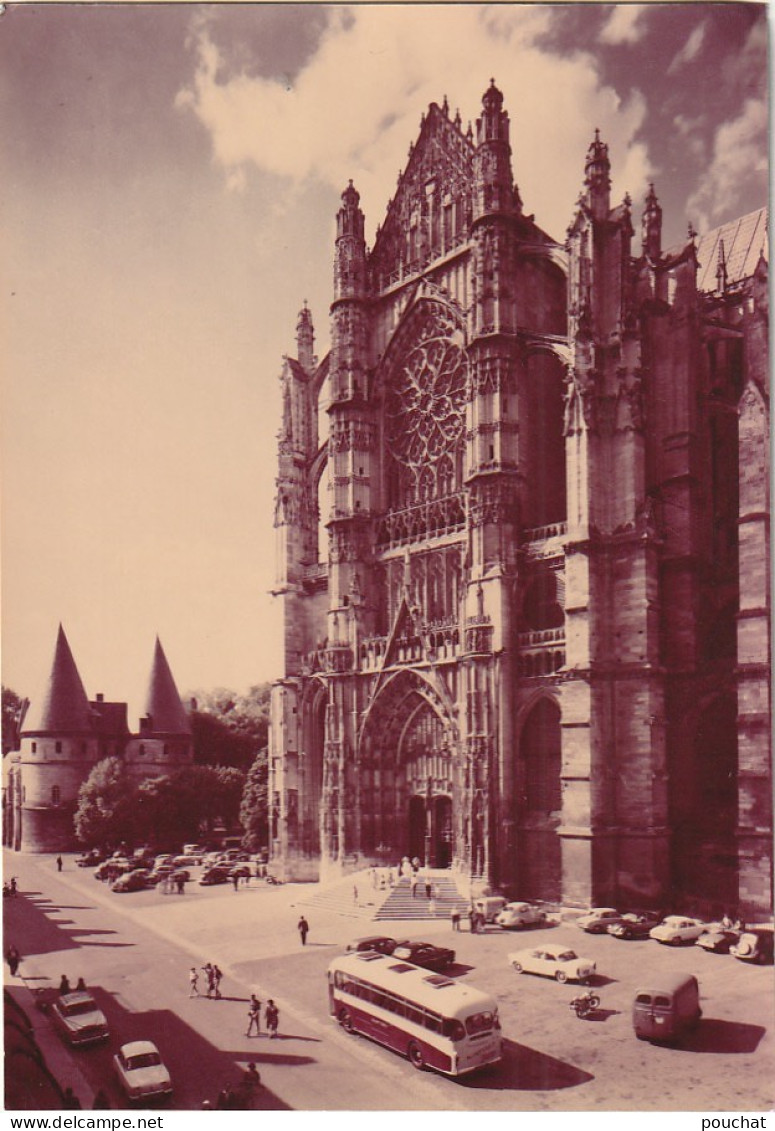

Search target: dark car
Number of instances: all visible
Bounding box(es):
[111,869,152,893]
[696,927,742,954]
[76,849,105,868]
[730,929,774,965]
[607,912,663,940]
[392,941,456,971]
[94,859,131,883]
[199,866,231,886]
[345,935,402,955]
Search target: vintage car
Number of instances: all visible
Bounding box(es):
[50,992,109,1046]
[76,849,105,868]
[392,941,456,971]
[576,907,625,934]
[113,1041,172,1102]
[696,927,742,954]
[94,859,131,883]
[495,901,548,930]
[607,912,663,940]
[199,865,231,886]
[649,916,707,945]
[730,929,774,965]
[345,935,402,955]
[110,869,152,893]
[508,946,596,983]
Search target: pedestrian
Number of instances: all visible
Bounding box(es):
[297,916,309,945]
[243,1062,261,1090]
[425,877,432,900]
[246,994,261,1037]
[10,876,17,895]
[176,875,185,895]
[189,967,200,997]
[467,907,475,933]
[75,977,87,992]
[92,1090,111,1110]
[203,962,215,997]
[265,999,279,1038]
[56,855,63,873]
[58,974,71,995]
[451,907,461,931]
[213,965,223,999]
[62,1088,81,1109]
[7,945,21,976]
[428,898,436,917]
[410,875,418,899]
[232,874,239,892]
[353,884,359,905]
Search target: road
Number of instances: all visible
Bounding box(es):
[4,852,774,1112]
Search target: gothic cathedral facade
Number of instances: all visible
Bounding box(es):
[269,83,771,916]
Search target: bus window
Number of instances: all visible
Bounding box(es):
[466,1011,495,1035]
[424,1011,442,1034]
[442,1019,466,1042]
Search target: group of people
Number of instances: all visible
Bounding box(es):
[190,962,224,998]
[59,975,88,995]
[246,994,280,1038]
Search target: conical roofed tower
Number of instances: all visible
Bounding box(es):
[141,637,191,735]
[21,624,94,735]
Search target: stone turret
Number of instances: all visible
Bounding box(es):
[642,183,662,261]
[584,128,611,222]
[125,638,192,778]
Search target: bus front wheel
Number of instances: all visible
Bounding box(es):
[408,1041,426,1070]
[338,1008,354,1034]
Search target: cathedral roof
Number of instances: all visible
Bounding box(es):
[141,637,191,735]
[695,207,768,293]
[21,625,94,735]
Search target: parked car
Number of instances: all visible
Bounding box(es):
[649,916,707,945]
[172,855,200,869]
[111,869,152,893]
[730,929,774,965]
[182,844,206,860]
[199,866,231,886]
[113,1041,172,1102]
[94,859,131,883]
[392,941,456,971]
[509,946,596,983]
[633,974,702,1043]
[50,992,109,1046]
[154,855,175,870]
[696,927,742,954]
[576,907,625,934]
[76,849,105,868]
[608,912,663,940]
[345,935,401,955]
[495,901,548,930]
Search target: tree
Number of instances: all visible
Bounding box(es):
[2,686,26,756]
[188,683,270,772]
[133,765,247,847]
[74,757,135,847]
[240,749,269,850]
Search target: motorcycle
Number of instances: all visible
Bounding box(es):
[569,990,600,1019]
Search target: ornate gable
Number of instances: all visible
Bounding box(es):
[370,102,474,292]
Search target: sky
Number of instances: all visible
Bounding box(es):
[1,1,769,725]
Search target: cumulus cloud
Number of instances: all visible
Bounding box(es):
[176,5,652,241]
[667,21,706,73]
[599,5,648,45]
[686,98,768,231]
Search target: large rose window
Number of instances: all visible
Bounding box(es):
[385,302,467,473]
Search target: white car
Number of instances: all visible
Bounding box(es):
[576,907,625,934]
[495,901,548,929]
[114,1041,172,1102]
[50,992,109,1046]
[508,946,596,983]
[649,916,707,945]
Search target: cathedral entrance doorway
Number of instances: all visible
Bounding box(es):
[406,793,453,867]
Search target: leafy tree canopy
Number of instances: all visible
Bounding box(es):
[187,683,270,772]
[2,686,26,756]
[74,757,135,847]
[240,750,269,851]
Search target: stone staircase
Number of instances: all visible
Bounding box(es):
[296,869,466,923]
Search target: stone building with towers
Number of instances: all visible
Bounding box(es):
[3,625,193,853]
[269,82,771,916]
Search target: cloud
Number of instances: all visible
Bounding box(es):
[599,5,648,45]
[686,98,768,231]
[176,6,652,242]
[667,21,706,73]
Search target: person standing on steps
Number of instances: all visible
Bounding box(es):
[297,916,309,945]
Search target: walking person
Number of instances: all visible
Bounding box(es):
[58,974,71,995]
[246,994,261,1037]
[425,876,432,900]
[353,884,359,905]
[203,962,215,997]
[297,916,309,945]
[265,999,279,1038]
[6,945,21,976]
[451,907,461,932]
[56,855,63,873]
[189,967,200,997]
[213,965,223,999]
[410,874,418,899]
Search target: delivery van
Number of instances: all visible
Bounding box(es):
[632,973,701,1042]
[473,895,508,923]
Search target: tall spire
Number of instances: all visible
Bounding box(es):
[642,183,662,260]
[473,79,515,218]
[21,625,93,734]
[584,128,611,221]
[296,301,315,372]
[142,638,191,735]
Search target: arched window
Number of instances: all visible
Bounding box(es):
[522,571,564,630]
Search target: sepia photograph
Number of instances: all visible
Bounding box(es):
[1,1,771,1120]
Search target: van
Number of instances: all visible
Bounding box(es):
[632,973,701,1042]
[473,896,508,924]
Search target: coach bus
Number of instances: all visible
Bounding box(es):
[327,950,502,1076]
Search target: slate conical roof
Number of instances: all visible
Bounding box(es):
[142,637,191,735]
[21,625,94,735]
